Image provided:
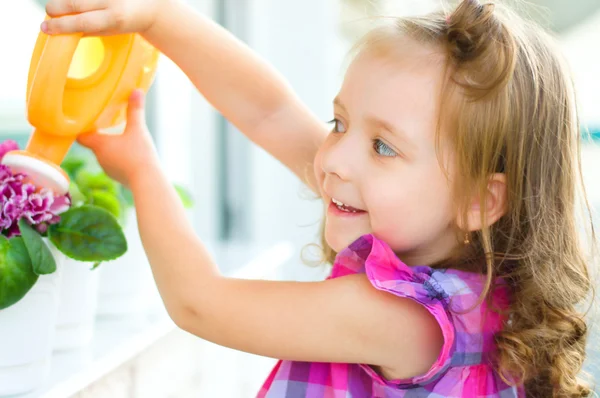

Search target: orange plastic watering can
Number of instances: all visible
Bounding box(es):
[1,17,160,194]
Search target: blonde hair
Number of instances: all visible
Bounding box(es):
[317,0,595,395]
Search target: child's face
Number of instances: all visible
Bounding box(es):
[315,41,460,266]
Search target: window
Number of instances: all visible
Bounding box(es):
[0,0,46,135]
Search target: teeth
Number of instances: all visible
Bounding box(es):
[332,198,344,206]
[332,198,359,213]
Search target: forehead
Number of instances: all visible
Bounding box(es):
[341,38,447,110]
[338,38,448,143]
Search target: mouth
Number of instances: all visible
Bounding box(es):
[330,198,366,214]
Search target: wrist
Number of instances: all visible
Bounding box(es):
[127,158,163,191]
[143,0,182,39]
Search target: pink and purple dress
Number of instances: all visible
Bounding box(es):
[258,234,524,397]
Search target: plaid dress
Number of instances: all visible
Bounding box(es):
[258,234,524,397]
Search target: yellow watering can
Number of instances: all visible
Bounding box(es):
[1,17,160,194]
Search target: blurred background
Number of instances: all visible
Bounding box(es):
[1,0,599,396]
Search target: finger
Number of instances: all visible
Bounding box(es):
[77,131,111,150]
[124,90,147,132]
[78,91,146,147]
[45,0,107,17]
[41,10,115,35]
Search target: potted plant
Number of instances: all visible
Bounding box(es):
[0,140,127,395]
[50,153,129,351]
[53,155,119,351]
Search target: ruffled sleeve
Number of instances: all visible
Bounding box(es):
[330,234,456,388]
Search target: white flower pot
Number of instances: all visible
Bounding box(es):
[0,243,65,396]
[53,258,99,351]
[96,211,159,316]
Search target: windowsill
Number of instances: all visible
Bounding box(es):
[18,240,294,398]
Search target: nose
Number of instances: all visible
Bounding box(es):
[320,132,360,182]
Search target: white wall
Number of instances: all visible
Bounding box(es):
[560,9,600,128]
[243,0,344,279]
[153,0,220,241]
[0,0,45,131]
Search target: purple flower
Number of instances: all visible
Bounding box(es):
[0,141,71,237]
[50,194,71,215]
[35,223,49,235]
[0,140,19,161]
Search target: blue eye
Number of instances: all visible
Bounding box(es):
[373,139,397,157]
[328,118,346,133]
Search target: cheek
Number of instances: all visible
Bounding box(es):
[365,172,455,247]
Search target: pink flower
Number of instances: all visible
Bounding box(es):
[0,140,19,161]
[0,141,72,237]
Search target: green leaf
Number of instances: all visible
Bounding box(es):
[68,181,87,207]
[18,219,56,275]
[49,205,127,262]
[75,170,119,197]
[174,184,194,209]
[88,189,122,219]
[61,157,86,179]
[0,236,38,310]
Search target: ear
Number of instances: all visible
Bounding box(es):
[457,173,507,232]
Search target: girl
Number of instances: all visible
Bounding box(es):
[41,0,594,396]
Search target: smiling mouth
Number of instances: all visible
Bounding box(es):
[331,198,366,213]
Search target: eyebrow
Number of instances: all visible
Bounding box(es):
[333,97,416,151]
[333,97,346,112]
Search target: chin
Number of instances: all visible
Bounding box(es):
[324,226,362,253]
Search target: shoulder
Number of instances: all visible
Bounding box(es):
[331,234,509,382]
[333,234,509,315]
[330,235,451,380]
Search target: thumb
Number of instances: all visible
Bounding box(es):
[124,89,146,132]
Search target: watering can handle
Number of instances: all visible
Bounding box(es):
[27,32,83,134]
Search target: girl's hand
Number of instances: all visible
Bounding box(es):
[77,90,161,188]
[42,0,168,35]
